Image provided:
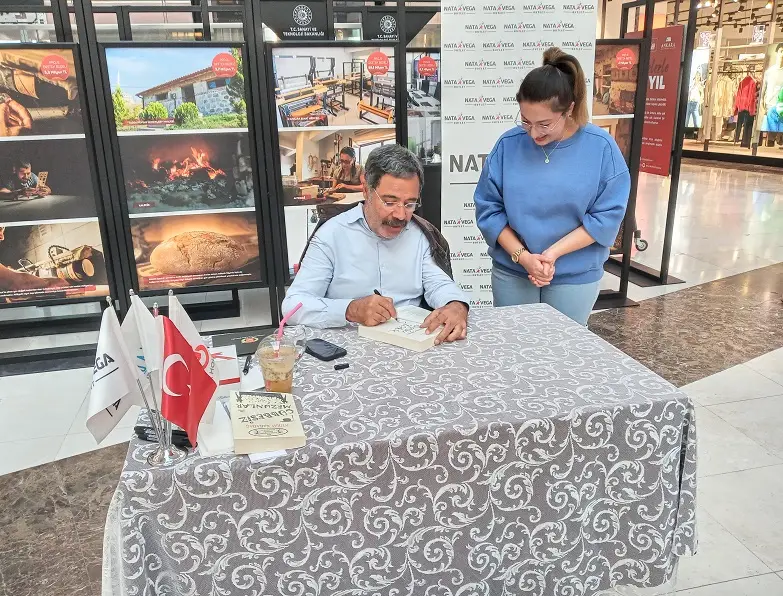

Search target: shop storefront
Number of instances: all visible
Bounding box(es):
[679,3,783,164]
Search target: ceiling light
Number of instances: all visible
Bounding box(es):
[705,0,712,6]
[766,1,773,8]
[696,2,702,7]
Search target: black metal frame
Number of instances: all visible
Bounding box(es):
[405,47,442,227]
[0,41,121,335]
[592,37,650,310]
[608,0,697,287]
[260,39,401,285]
[94,41,272,299]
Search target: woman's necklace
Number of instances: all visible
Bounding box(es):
[540,121,574,163]
[540,139,563,164]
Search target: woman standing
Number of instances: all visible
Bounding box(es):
[474,47,631,325]
[326,146,364,194]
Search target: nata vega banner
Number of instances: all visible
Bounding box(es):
[440,0,598,307]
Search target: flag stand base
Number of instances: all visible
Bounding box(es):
[147,444,187,466]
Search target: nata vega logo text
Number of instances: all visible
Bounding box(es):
[482,112,515,122]
[465,22,498,32]
[444,113,477,123]
[563,2,596,12]
[464,59,497,70]
[542,20,576,30]
[504,22,537,32]
[483,3,516,12]
[470,298,494,307]
[443,217,476,227]
[522,2,556,12]
[483,77,515,87]
[459,283,475,291]
[444,78,477,87]
[520,39,549,49]
[443,41,476,51]
[504,58,537,70]
[482,41,515,52]
[451,251,474,260]
[562,39,594,50]
[463,201,475,209]
[465,95,497,105]
[463,266,493,276]
[443,2,477,13]
[463,234,485,243]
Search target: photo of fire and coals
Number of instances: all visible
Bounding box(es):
[0,137,97,224]
[131,211,261,291]
[0,47,84,137]
[0,221,108,303]
[119,132,255,215]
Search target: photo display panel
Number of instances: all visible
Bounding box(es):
[270,45,397,274]
[104,44,264,292]
[0,45,110,305]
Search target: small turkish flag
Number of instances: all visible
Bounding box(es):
[160,315,217,446]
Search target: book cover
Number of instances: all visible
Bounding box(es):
[230,391,306,455]
[357,305,436,352]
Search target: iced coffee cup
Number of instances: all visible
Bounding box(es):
[256,333,303,393]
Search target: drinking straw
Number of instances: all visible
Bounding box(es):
[277,302,302,341]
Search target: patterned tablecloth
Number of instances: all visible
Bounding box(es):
[102,304,697,596]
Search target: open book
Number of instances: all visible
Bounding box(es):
[358,305,437,352]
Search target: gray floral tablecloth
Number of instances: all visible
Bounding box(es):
[103,304,697,596]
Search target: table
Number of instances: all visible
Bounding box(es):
[0,194,95,223]
[102,304,697,596]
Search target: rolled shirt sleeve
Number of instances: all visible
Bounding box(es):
[422,246,468,309]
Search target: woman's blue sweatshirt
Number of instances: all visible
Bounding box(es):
[474,123,631,284]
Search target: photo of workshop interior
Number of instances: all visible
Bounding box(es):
[407,51,441,164]
[278,127,395,206]
[279,127,395,273]
[271,47,396,128]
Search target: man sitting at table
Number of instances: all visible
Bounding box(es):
[282,144,469,345]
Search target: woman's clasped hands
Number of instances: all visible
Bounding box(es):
[523,250,557,288]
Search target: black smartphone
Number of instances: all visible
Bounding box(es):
[305,338,347,361]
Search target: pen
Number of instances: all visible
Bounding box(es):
[242,354,252,375]
[373,289,396,321]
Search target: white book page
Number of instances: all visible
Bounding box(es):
[395,305,432,324]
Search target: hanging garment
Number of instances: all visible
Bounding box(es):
[735,110,755,147]
[714,74,738,119]
[733,76,758,116]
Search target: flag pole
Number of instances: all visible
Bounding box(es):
[126,290,164,442]
[147,299,186,466]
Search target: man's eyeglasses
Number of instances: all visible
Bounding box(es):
[371,188,421,211]
[339,158,353,165]
[515,110,565,133]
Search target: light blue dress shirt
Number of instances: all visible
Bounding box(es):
[282,204,467,328]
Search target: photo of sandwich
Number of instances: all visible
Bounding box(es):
[131,211,262,290]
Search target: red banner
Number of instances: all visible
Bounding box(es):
[630,26,683,176]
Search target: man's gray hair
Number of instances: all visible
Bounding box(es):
[364,144,424,191]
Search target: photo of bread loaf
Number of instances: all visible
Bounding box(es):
[150,231,247,275]
[132,212,261,290]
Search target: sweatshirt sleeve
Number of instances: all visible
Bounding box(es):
[474,138,508,249]
[583,140,631,248]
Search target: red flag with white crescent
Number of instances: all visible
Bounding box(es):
[160,315,217,446]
